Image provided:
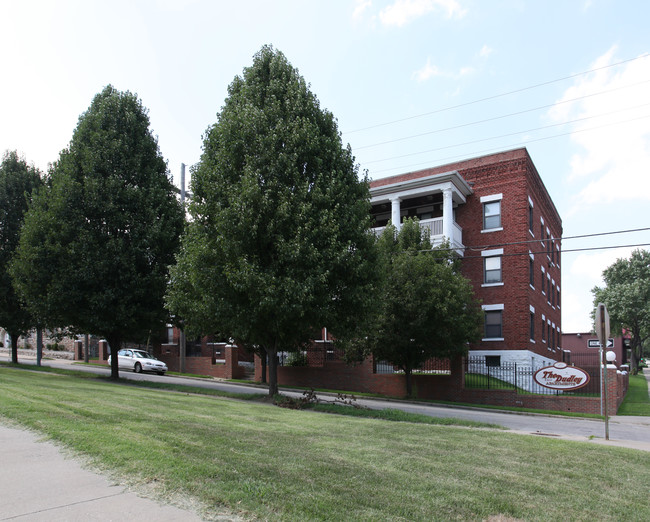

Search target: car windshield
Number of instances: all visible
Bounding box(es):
[133,351,155,359]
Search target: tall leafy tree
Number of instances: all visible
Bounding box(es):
[0,151,42,363]
[364,219,482,397]
[11,86,184,379]
[166,46,376,396]
[592,249,650,374]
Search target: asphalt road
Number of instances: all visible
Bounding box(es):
[2,354,649,451]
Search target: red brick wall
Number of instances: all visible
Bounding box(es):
[261,354,628,415]
[155,343,245,379]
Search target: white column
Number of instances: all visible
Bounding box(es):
[442,188,453,244]
[390,197,401,230]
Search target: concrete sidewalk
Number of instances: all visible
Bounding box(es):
[0,424,207,521]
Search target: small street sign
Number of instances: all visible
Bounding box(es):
[588,338,613,348]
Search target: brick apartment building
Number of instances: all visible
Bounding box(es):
[369,147,562,367]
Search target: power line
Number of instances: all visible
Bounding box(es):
[401,227,650,256]
[368,113,650,176]
[466,227,650,252]
[464,243,650,260]
[344,53,650,135]
[363,103,650,166]
[355,78,650,151]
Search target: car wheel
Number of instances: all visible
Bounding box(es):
[134,362,142,373]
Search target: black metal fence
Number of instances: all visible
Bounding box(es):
[465,357,600,396]
[375,358,451,375]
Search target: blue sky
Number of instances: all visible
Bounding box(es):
[2,0,649,333]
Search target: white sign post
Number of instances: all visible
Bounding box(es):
[595,303,611,440]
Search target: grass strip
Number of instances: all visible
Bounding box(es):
[0,362,265,401]
[617,373,650,415]
[1,367,649,521]
[311,403,504,429]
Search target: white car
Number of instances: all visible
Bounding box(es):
[108,349,168,375]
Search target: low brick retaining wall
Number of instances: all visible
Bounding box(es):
[256,355,629,415]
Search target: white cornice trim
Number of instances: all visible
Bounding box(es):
[369,170,473,203]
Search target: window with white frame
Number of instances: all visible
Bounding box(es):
[528,196,534,234]
[484,257,501,284]
[481,194,502,231]
[483,304,504,340]
[482,248,503,285]
[551,325,556,350]
[551,280,556,307]
[529,305,535,342]
[529,254,535,287]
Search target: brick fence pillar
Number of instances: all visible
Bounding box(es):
[605,365,619,414]
[73,340,83,361]
[98,340,108,362]
[225,344,239,378]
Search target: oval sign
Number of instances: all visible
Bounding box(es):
[533,362,590,390]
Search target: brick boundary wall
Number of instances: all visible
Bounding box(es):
[154,343,245,379]
[255,355,629,415]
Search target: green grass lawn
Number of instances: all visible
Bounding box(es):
[1,366,649,521]
[617,372,650,415]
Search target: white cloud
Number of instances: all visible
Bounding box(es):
[412,57,474,82]
[380,0,467,27]
[569,249,635,283]
[552,47,650,332]
[413,58,442,82]
[547,48,650,214]
[479,44,493,58]
[352,0,373,21]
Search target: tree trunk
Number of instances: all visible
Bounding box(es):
[10,331,18,364]
[405,368,413,398]
[36,327,43,367]
[107,335,122,380]
[260,346,267,384]
[267,344,279,397]
[630,336,640,375]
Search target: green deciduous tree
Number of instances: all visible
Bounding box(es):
[11,86,184,379]
[365,219,482,397]
[166,46,376,396]
[592,249,650,374]
[0,151,43,363]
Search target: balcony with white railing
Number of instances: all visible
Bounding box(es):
[371,217,464,254]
